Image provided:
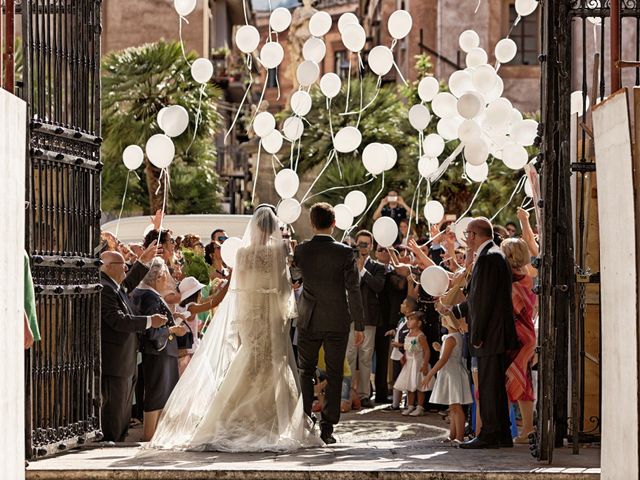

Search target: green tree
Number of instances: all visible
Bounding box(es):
[101,41,224,216]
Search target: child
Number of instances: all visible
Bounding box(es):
[394,310,432,417]
[422,316,473,443]
[383,296,417,411]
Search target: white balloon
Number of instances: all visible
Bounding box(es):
[455,217,473,247]
[471,64,497,93]
[587,17,602,26]
[418,76,440,102]
[458,119,482,144]
[511,119,538,147]
[418,156,439,178]
[466,47,488,68]
[174,0,196,17]
[424,200,445,225]
[448,70,473,98]
[274,168,299,199]
[423,133,445,157]
[342,23,366,52]
[338,12,359,34]
[146,134,175,169]
[420,265,449,296]
[485,75,504,103]
[262,129,283,154]
[283,116,304,141]
[388,10,413,40]
[253,111,276,138]
[161,105,189,137]
[291,90,312,116]
[309,11,332,37]
[409,104,431,131]
[296,60,320,86]
[459,30,480,53]
[334,126,362,153]
[464,138,489,166]
[465,162,489,182]
[157,106,169,131]
[260,42,285,69]
[383,144,398,170]
[235,25,260,53]
[485,98,513,127]
[345,190,368,216]
[437,117,464,141]
[320,73,342,99]
[502,143,529,170]
[431,92,458,119]
[269,7,292,33]
[457,93,483,119]
[277,198,302,224]
[495,38,517,64]
[143,223,155,237]
[334,204,354,230]
[368,46,394,76]
[122,145,144,170]
[220,237,242,268]
[510,108,524,126]
[362,143,387,175]
[303,37,326,63]
[515,0,539,17]
[372,216,398,248]
[191,58,213,84]
[570,91,590,116]
[524,178,534,197]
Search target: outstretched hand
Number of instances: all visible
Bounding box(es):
[354,330,365,347]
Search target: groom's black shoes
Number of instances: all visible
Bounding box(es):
[321,431,337,445]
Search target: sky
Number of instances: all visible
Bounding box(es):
[252,0,300,11]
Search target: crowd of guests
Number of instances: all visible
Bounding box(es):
[98,194,539,449]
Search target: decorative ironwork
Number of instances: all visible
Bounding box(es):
[569,0,640,17]
[21,0,103,459]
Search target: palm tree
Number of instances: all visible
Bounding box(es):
[102,41,223,215]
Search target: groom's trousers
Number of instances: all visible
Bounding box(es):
[297,329,349,433]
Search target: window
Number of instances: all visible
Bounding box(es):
[334,50,351,80]
[266,68,278,88]
[508,3,539,65]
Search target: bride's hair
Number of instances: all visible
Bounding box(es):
[250,205,280,245]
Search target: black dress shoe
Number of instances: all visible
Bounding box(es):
[500,435,514,448]
[320,431,337,445]
[459,436,500,449]
[360,398,374,408]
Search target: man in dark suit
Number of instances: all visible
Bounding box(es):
[445,217,518,449]
[100,241,167,442]
[295,203,365,445]
[346,230,386,408]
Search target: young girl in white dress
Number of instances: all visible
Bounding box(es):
[422,316,473,443]
[394,311,432,417]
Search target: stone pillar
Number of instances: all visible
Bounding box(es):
[0,90,27,480]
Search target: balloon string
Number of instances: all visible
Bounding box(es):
[521,196,532,209]
[252,141,263,204]
[390,38,398,51]
[344,53,352,114]
[490,174,527,221]
[242,0,249,25]
[178,16,192,66]
[294,132,303,171]
[475,0,482,14]
[406,176,423,244]
[342,76,381,116]
[250,65,270,127]
[392,60,409,86]
[335,151,343,179]
[356,56,365,128]
[303,176,375,204]
[457,180,485,222]
[289,139,296,170]
[271,154,278,176]
[328,97,337,147]
[343,171,386,240]
[224,55,254,141]
[158,170,169,235]
[186,83,206,154]
[300,150,336,204]
[115,170,131,239]
[429,143,463,183]
[275,67,281,100]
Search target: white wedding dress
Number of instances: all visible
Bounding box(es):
[149,208,321,452]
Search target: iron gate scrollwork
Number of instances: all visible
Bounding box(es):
[21,0,103,459]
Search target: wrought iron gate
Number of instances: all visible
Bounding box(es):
[19,0,103,459]
[537,0,640,462]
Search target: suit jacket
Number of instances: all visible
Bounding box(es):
[454,242,518,357]
[100,261,149,377]
[294,235,365,333]
[360,258,386,327]
[130,288,178,358]
[380,267,408,331]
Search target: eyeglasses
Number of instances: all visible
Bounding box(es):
[463,230,477,239]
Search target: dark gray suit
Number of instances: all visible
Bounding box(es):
[100,261,149,442]
[454,242,518,442]
[294,235,364,435]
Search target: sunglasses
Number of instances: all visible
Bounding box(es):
[216,236,228,243]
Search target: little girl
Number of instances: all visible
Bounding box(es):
[422,316,473,443]
[394,310,432,417]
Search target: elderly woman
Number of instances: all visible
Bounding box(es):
[131,258,187,441]
[501,237,537,444]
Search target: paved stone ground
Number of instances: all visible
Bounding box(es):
[27,406,600,479]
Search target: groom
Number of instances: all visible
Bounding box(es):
[295,203,365,444]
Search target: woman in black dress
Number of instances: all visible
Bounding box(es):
[131,257,187,441]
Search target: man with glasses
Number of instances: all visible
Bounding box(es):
[100,241,168,442]
[346,230,386,408]
[442,217,518,449]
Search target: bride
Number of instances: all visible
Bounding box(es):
[149,205,321,452]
